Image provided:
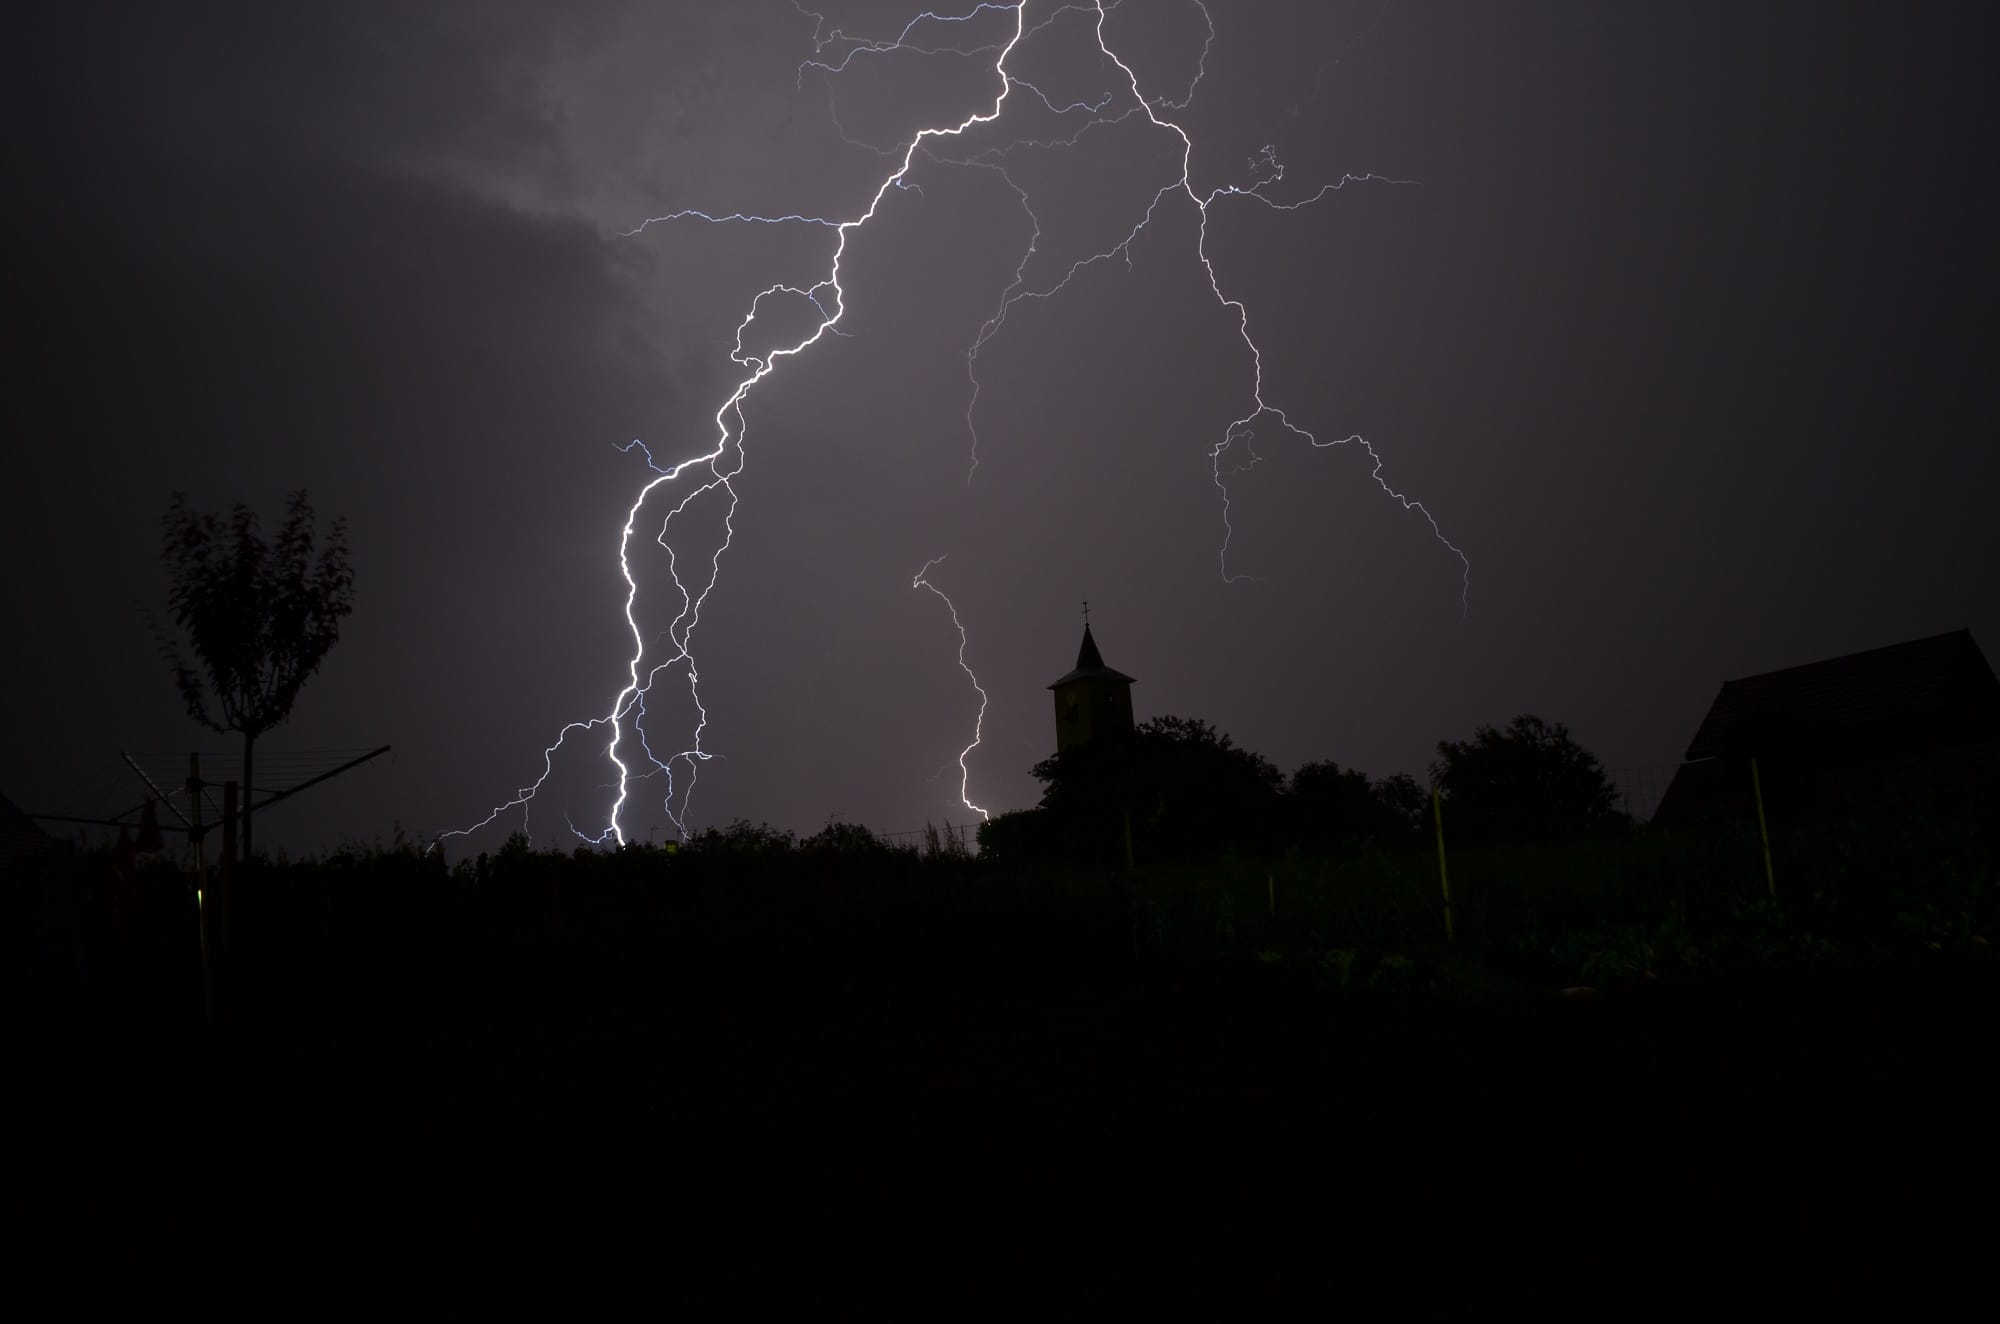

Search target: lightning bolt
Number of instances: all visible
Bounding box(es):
[943,7,1471,606]
[911,555,991,822]
[443,0,1468,854]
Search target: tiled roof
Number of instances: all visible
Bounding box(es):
[1682,630,1998,760]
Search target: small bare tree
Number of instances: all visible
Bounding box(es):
[156,490,354,863]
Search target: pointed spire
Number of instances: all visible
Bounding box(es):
[1076,624,1106,673]
[1049,621,1136,689]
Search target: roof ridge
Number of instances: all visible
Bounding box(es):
[1721,629,1975,688]
[1683,630,1995,761]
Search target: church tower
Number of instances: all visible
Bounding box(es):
[1049,619,1136,753]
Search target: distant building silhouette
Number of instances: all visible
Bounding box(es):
[1,789,60,874]
[1049,623,1136,753]
[3,789,85,1001]
[1654,629,1999,827]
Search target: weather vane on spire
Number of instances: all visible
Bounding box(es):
[1081,599,1091,626]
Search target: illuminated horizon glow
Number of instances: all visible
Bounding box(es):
[440,0,1469,853]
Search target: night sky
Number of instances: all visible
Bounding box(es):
[7,1,1995,857]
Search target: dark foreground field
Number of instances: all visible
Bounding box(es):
[16,941,1996,1306]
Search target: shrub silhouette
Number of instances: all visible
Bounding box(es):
[1031,714,1283,858]
[1287,762,1426,851]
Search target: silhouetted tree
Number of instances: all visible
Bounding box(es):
[1371,773,1430,840]
[1429,714,1627,845]
[156,490,354,865]
[1288,760,1374,847]
[975,808,1049,864]
[1288,761,1427,850]
[1033,715,1282,857]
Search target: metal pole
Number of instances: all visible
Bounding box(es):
[1751,756,1776,899]
[27,812,194,833]
[1432,780,1455,943]
[126,751,193,830]
[242,730,255,868]
[189,754,205,889]
[244,745,392,815]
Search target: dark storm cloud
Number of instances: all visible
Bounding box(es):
[6,2,1996,854]
[6,1,685,843]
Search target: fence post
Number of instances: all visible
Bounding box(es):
[1432,780,1455,942]
[1750,756,1776,899]
[188,754,212,1026]
[219,780,238,1023]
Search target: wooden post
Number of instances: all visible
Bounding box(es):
[188,754,205,895]
[220,781,238,929]
[188,755,211,1025]
[548,867,562,994]
[1432,780,1455,942]
[220,781,238,1020]
[1751,756,1776,899]
[195,885,212,1026]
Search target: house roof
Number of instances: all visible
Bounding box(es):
[0,790,61,871]
[1681,629,1998,760]
[1048,624,1137,689]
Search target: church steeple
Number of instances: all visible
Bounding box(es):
[1049,621,1136,753]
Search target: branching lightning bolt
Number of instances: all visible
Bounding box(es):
[444,3,1032,850]
[945,5,1471,609]
[911,555,991,822]
[442,0,1468,854]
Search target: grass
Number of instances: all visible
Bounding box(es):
[10,806,1990,1049]
[10,812,1997,1299]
